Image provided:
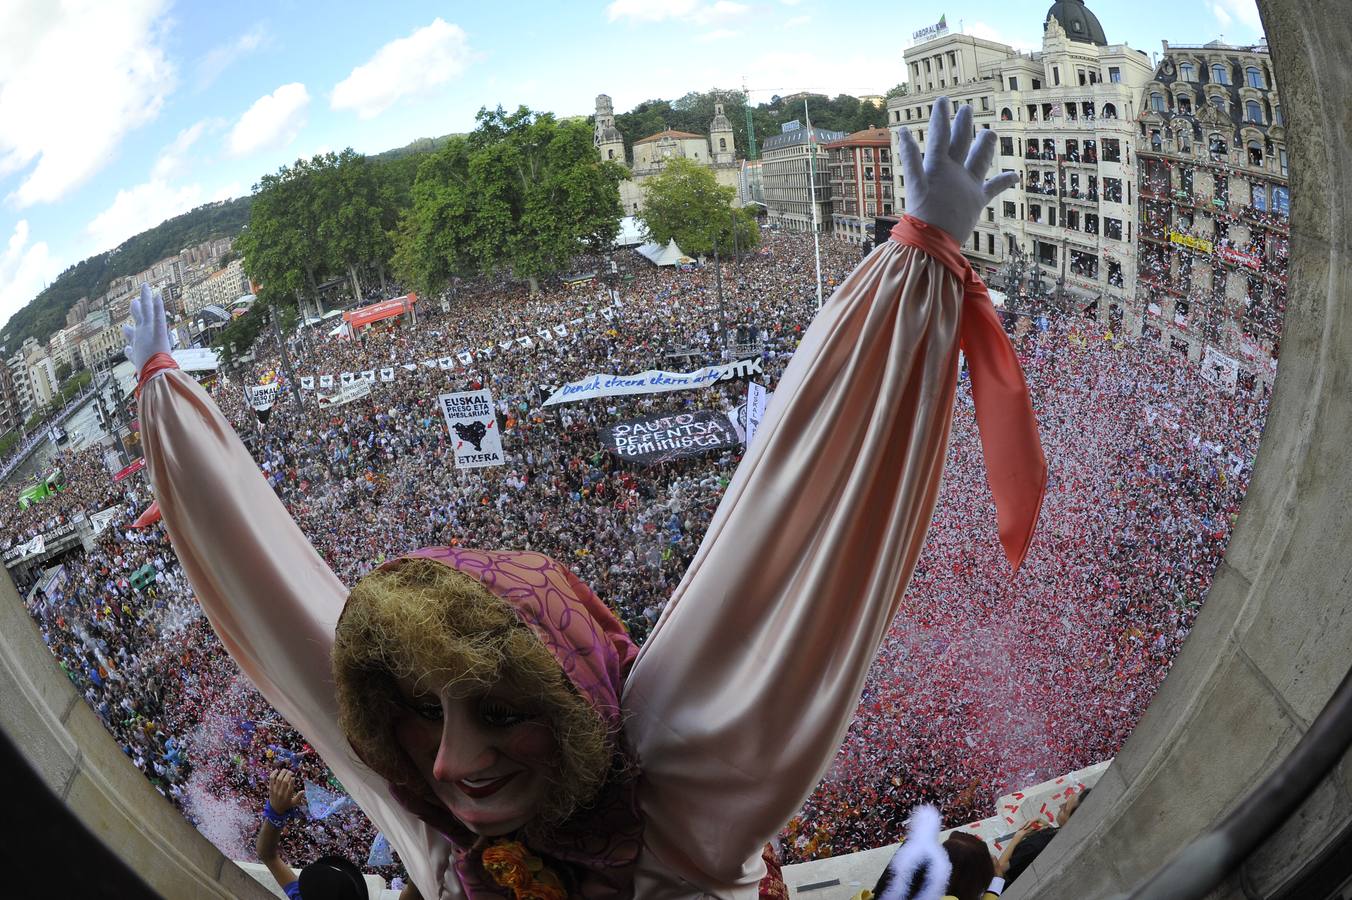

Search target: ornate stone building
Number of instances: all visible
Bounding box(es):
[888,0,1154,324]
[1133,40,1286,392]
[593,94,742,215]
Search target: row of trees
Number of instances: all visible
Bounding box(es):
[224,104,756,366]
[610,89,899,166]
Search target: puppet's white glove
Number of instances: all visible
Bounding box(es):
[121,283,172,376]
[897,96,1020,245]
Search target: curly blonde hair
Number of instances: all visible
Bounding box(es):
[332,558,616,829]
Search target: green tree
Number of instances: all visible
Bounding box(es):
[237,157,325,319]
[313,149,394,301]
[886,83,911,99]
[638,157,743,257]
[54,361,72,384]
[394,106,625,295]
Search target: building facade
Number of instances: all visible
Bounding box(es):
[888,0,1154,323]
[594,95,742,215]
[1133,40,1286,392]
[762,124,845,232]
[824,128,895,245]
[181,257,250,317]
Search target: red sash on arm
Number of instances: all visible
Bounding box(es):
[890,215,1048,571]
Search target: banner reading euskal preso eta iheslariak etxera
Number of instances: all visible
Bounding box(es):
[438,389,505,469]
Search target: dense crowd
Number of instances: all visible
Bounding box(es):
[4,231,1271,876]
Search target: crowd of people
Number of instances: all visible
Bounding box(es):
[3,230,1272,878]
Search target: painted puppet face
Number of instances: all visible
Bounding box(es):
[392,672,557,835]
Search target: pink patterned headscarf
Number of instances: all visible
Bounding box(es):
[374,547,643,898]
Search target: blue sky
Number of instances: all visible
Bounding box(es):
[0,0,1264,331]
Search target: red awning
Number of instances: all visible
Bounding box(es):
[342,293,418,329]
[113,458,146,482]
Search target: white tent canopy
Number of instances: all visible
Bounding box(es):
[636,238,690,267]
[614,216,646,248]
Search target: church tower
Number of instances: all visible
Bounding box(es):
[710,100,736,165]
[594,94,628,165]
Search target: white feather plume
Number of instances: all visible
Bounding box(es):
[876,805,952,900]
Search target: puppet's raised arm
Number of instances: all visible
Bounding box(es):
[130,286,456,897]
[623,98,1039,897]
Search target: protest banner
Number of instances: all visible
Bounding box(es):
[599,410,740,466]
[439,390,505,469]
[745,381,769,448]
[543,357,764,406]
[318,380,372,409]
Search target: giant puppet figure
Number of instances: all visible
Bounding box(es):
[127,98,1044,899]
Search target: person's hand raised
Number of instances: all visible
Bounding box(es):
[897,96,1021,245]
[268,768,304,814]
[121,283,172,376]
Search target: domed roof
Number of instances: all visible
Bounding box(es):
[1046,0,1108,46]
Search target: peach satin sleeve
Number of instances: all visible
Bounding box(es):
[139,370,460,900]
[623,238,969,897]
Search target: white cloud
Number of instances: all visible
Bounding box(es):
[229,83,310,157]
[606,0,748,25]
[0,221,57,334]
[331,18,473,119]
[784,14,811,28]
[85,180,206,254]
[151,120,209,182]
[966,21,1040,54]
[0,0,175,207]
[197,23,271,91]
[1211,0,1263,33]
[700,29,740,42]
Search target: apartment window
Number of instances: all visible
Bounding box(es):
[981,97,990,111]
[905,108,912,121]
[1211,63,1230,85]
[1109,260,1124,287]
[1009,76,1019,91]
[1273,186,1290,217]
[1078,68,1088,86]
[1252,183,1267,210]
[1105,217,1123,240]
[1053,66,1061,85]
[1032,78,1042,90]
[880,148,890,163]
[1246,66,1264,88]
[987,233,995,255]
[1066,139,1079,161]
[1248,140,1264,166]
[949,52,957,68]
[1103,103,1118,119]
[1003,200,1017,218]
[1070,250,1099,278]
[1180,62,1196,82]
[1085,213,1099,235]
[925,59,932,73]
[1109,66,1122,83]
[1280,149,1288,176]
[1065,209,1080,230]
[1179,95,1193,115]
[1211,95,1227,112]
[1000,107,1014,121]
[1103,139,1121,163]
[1029,203,1042,223]
[937,55,944,70]
[1151,92,1167,112]
[1104,177,1123,203]
[1245,100,1263,123]
[1273,106,1284,126]
[940,79,946,88]
[972,232,980,251]
[1000,136,1014,156]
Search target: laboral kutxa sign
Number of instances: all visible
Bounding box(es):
[913,14,948,41]
[600,410,740,466]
